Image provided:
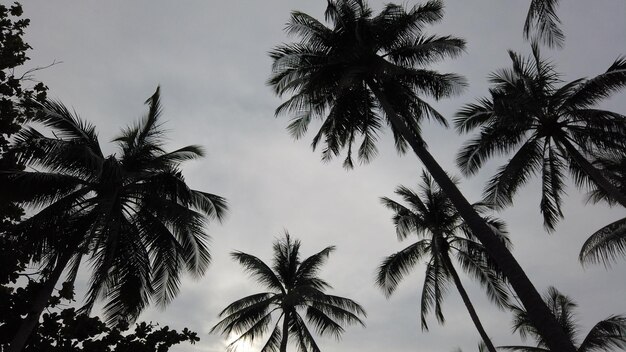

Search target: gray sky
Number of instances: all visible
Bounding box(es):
[19,1,626,351]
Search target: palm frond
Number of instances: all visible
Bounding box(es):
[454,99,494,134]
[217,293,276,318]
[565,57,626,108]
[524,0,564,48]
[135,211,184,308]
[483,139,543,209]
[578,315,626,352]
[212,300,276,336]
[386,35,466,67]
[376,241,430,296]
[272,233,301,289]
[579,217,626,267]
[539,145,566,231]
[305,307,345,339]
[291,312,322,352]
[189,190,229,222]
[420,256,450,330]
[456,124,528,176]
[259,317,283,352]
[379,196,421,240]
[30,99,101,150]
[306,295,366,326]
[453,241,509,309]
[145,145,205,169]
[224,310,277,350]
[231,251,285,293]
[372,0,444,50]
[0,170,85,207]
[584,152,626,206]
[295,246,335,283]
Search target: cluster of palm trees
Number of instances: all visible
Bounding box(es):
[266,0,626,351]
[2,0,625,351]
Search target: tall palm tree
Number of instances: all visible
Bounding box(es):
[579,152,626,267]
[1,87,227,352]
[500,287,626,352]
[268,1,575,349]
[455,45,626,230]
[524,0,564,48]
[377,172,509,352]
[211,233,365,352]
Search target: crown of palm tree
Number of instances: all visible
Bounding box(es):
[269,0,466,168]
[455,44,626,230]
[2,87,227,323]
[501,287,626,352]
[377,173,509,352]
[211,233,365,352]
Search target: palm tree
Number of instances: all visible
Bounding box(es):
[268,1,575,349]
[211,233,365,352]
[500,287,626,352]
[377,172,509,352]
[455,45,626,230]
[524,0,564,48]
[1,87,227,352]
[579,152,626,267]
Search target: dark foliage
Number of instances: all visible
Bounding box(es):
[0,1,48,234]
[0,280,199,352]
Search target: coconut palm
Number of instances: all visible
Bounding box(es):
[268,1,575,349]
[377,172,509,352]
[211,233,365,352]
[579,152,626,267]
[2,87,227,352]
[455,45,626,230]
[524,0,564,48]
[500,287,626,352]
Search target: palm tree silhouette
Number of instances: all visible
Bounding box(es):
[2,88,227,352]
[377,172,509,352]
[268,1,574,349]
[456,45,626,230]
[500,287,626,352]
[211,233,365,352]
[524,0,564,48]
[579,151,626,267]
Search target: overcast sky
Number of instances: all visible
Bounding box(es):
[18,1,626,351]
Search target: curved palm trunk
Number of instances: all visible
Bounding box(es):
[556,135,626,208]
[369,83,577,352]
[280,311,290,352]
[440,253,497,352]
[8,254,70,352]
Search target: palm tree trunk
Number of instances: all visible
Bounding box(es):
[8,253,71,352]
[440,253,497,352]
[368,83,577,352]
[280,312,289,352]
[556,135,626,208]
